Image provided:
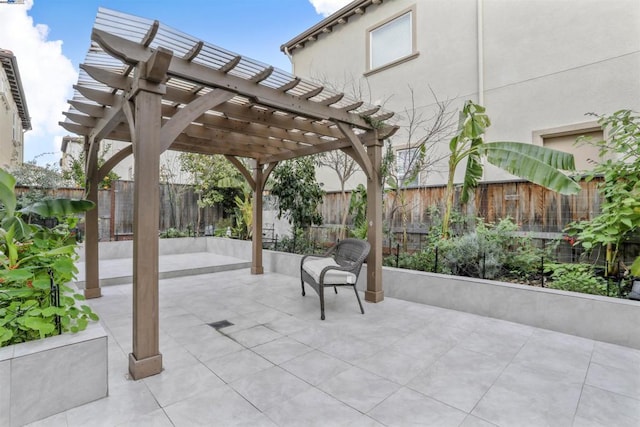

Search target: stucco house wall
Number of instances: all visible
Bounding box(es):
[283,0,640,190]
[0,49,30,168]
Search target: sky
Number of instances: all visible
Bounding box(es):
[0,0,352,166]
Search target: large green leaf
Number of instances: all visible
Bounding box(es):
[22,316,56,339]
[0,168,16,218]
[460,138,485,203]
[484,142,581,195]
[20,199,95,218]
[1,216,30,241]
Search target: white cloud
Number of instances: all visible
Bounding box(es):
[309,0,353,17]
[0,0,77,165]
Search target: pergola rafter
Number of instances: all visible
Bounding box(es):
[60,7,397,381]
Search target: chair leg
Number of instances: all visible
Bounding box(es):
[301,278,306,296]
[320,286,325,320]
[353,285,364,314]
[334,286,338,294]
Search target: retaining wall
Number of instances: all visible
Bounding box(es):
[0,323,108,426]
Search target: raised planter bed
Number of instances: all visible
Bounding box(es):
[0,323,108,427]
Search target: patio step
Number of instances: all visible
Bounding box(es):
[74,252,251,288]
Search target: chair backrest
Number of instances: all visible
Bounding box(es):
[334,238,370,269]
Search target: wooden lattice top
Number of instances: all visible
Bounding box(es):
[60,7,397,166]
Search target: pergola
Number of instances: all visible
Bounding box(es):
[61,8,397,380]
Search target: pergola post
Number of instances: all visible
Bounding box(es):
[251,161,264,274]
[128,74,164,380]
[83,136,101,299]
[365,136,384,302]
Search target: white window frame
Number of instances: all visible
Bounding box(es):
[366,6,418,75]
[533,121,605,172]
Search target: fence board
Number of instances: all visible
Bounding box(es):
[320,178,602,234]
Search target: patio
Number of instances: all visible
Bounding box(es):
[27,266,640,426]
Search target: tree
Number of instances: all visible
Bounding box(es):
[9,161,77,213]
[566,110,640,276]
[179,153,245,235]
[10,161,74,189]
[382,88,455,250]
[61,143,120,189]
[315,150,359,240]
[309,73,378,241]
[270,157,324,233]
[160,156,188,230]
[441,101,581,238]
[348,183,367,239]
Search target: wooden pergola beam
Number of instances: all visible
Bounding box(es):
[73,85,117,106]
[72,67,348,140]
[335,121,374,180]
[225,155,255,191]
[260,139,352,164]
[68,100,106,118]
[92,29,376,129]
[90,96,125,146]
[159,88,235,152]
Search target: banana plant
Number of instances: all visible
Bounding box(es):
[442,101,581,238]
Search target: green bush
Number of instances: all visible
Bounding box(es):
[278,228,322,255]
[544,263,608,296]
[159,227,190,239]
[383,250,434,271]
[0,169,98,347]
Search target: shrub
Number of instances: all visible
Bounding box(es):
[544,263,608,296]
[159,227,190,238]
[278,228,322,255]
[0,169,98,347]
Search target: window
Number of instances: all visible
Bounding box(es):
[533,122,604,172]
[368,8,416,71]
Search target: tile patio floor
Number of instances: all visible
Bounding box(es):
[27,269,640,427]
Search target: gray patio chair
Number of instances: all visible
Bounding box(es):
[300,238,370,320]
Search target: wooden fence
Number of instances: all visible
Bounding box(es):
[319,178,602,234]
[16,177,602,244]
[16,181,224,242]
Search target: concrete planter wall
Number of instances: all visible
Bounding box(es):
[377,267,640,350]
[0,323,108,427]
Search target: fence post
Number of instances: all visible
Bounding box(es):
[482,252,486,279]
[110,182,116,241]
[49,269,61,335]
[541,256,545,287]
[395,243,400,268]
[434,246,439,273]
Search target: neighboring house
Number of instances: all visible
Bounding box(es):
[281,0,640,190]
[0,49,30,168]
[60,136,192,184]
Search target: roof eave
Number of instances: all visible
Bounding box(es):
[280,0,381,54]
[0,49,31,131]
